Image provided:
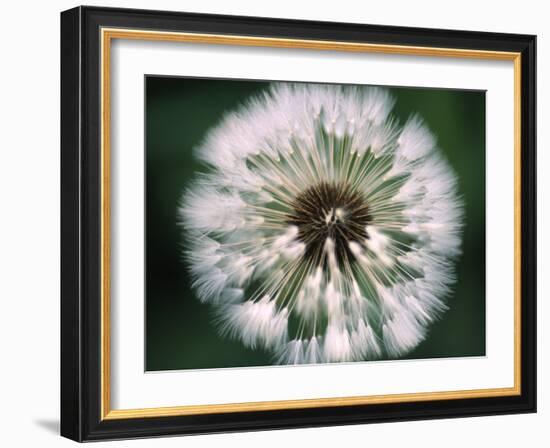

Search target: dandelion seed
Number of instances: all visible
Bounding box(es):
[179,83,463,364]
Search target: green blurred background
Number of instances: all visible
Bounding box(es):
[145,77,486,371]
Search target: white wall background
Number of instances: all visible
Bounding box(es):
[0,0,546,446]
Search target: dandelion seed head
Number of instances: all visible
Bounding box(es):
[180,83,464,364]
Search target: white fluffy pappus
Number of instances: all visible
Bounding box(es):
[179,83,464,364]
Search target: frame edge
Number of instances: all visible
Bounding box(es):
[60,5,84,442]
[519,33,537,414]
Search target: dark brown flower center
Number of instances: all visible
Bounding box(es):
[286,181,371,264]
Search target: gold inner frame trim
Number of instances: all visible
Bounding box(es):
[100,27,522,421]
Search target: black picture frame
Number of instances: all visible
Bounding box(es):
[61,5,536,442]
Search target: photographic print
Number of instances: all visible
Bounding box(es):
[61,8,536,440]
[145,78,486,371]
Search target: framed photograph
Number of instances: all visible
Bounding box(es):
[60,6,536,442]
